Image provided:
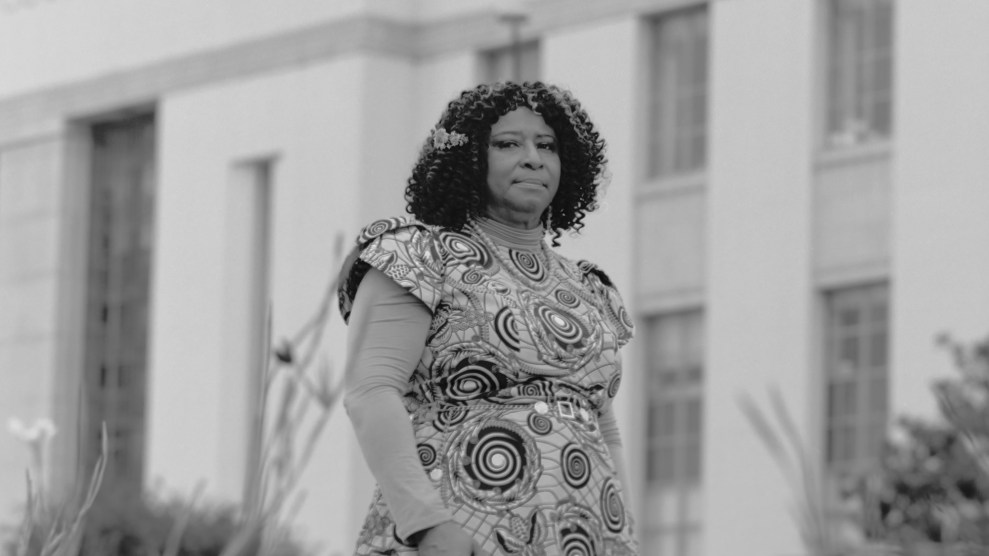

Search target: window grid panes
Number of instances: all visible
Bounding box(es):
[644,311,704,556]
[824,284,889,476]
[83,114,156,493]
[482,40,540,83]
[825,0,894,149]
[648,7,709,178]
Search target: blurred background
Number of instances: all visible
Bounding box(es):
[2,0,989,555]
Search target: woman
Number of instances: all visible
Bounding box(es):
[339,82,637,556]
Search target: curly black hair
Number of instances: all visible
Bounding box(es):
[404,81,608,246]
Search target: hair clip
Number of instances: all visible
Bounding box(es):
[430,127,468,151]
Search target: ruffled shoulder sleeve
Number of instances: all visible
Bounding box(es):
[577,260,635,347]
[337,217,446,323]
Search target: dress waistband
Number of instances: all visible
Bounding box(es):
[409,393,599,425]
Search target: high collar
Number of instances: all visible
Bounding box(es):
[474,217,545,251]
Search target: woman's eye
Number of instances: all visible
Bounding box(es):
[493,140,519,149]
[538,141,558,152]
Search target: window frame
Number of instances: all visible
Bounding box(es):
[645,6,709,181]
[822,283,889,478]
[80,112,157,494]
[822,0,895,151]
[642,309,705,556]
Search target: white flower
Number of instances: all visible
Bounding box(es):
[7,417,57,443]
[430,127,468,151]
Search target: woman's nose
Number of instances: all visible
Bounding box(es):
[521,141,543,168]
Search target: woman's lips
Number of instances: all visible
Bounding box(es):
[514,179,545,187]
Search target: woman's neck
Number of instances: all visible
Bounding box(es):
[474,216,544,251]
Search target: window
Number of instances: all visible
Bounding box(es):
[82,113,156,493]
[824,284,889,475]
[648,7,709,179]
[643,311,704,556]
[228,159,274,506]
[481,40,540,83]
[825,0,894,149]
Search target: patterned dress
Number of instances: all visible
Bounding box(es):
[339,217,637,556]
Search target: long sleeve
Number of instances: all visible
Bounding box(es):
[598,405,632,502]
[342,267,453,541]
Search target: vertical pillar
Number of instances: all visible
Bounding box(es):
[705,1,816,555]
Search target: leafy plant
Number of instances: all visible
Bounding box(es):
[7,424,106,556]
[851,335,989,550]
[11,480,308,556]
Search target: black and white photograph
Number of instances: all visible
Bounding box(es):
[2,1,987,555]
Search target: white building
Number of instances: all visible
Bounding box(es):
[3,0,989,554]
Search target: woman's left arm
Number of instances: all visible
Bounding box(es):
[598,405,632,498]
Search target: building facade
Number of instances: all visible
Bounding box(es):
[3,0,989,554]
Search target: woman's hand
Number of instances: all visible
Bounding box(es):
[416,521,490,556]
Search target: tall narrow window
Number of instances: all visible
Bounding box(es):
[648,7,709,179]
[83,113,156,493]
[825,0,894,149]
[824,284,889,476]
[643,311,705,556]
[226,159,274,505]
[481,40,540,83]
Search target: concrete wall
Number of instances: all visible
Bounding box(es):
[890,0,989,420]
[149,53,405,549]
[636,189,707,303]
[814,154,891,279]
[0,138,65,510]
[705,2,816,556]
[0,0,425,98]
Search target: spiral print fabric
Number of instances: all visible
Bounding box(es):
[509,248,546,282]
[493,307,522,352]
[440,231,491,267]
[561,443,592,489]
[450,420,541,512]
[432,404,469,431]
[342,218,637,555]
[527,412,553,436]
[360,217,405,241]
[554,288,581,308]
[417,443,438,468]
[535,304,586,346]
[601,478,627,533]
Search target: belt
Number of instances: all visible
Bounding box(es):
[410,395,597,424]
[533,399,594,423]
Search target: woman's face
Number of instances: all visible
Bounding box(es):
[485,107,561,229]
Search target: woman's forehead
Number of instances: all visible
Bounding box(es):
[490,107,555,135]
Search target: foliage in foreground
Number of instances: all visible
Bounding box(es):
[739,334,989,554]
[852,335,989,548]
[7,483,307,556]
[4,234,347,556]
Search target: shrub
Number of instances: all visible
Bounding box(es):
[852,335,989,548]
[6,482,310,556]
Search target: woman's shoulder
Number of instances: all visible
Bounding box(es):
[354,216,442,246]
[550,254,617,291]
[575,259,617,289]
[349,216,451,272]
[569,258,635,346]
[337,217,448,323]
